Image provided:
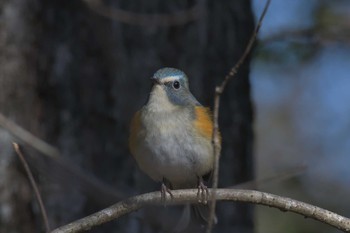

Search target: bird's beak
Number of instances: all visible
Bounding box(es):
[150,77,161,85]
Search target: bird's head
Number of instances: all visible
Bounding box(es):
[147,67,199,111]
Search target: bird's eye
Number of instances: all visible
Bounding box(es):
[173,81,180,89]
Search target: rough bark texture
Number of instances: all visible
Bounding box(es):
[0,0,254,232]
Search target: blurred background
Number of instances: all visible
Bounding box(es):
[0,0,349,233]
[252,0,350,233]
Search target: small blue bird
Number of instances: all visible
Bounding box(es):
[129,67,220,224]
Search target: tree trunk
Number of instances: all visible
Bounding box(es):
[0,0,254,232]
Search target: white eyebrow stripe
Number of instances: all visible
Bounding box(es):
[160,76,181,83]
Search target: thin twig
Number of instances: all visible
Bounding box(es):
[0,112,124,201]
[13,143,51,233]
[217,0,271,94]
[51,188,350,233]
[82,0,205,26]
[207,0,272,232]
[0,113,60,159]
[232,164,307,189]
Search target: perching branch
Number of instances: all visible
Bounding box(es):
[51,188,350,233]
[13,143,51,233]
[208,0,271,232]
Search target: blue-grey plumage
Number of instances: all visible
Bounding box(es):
[152,67,189,88]
[130,67,216,188]
[129,67,220,227]
[149,67,199,107]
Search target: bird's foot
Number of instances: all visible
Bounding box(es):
[161,182,173,202]
[197,177,209,204]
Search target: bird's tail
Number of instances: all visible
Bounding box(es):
[191,204,217,225]
[173,204,217,233]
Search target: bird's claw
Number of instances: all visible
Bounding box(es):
[161,183,173,203]
[197,180,209,204]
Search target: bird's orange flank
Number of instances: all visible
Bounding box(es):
[194,106,214,139]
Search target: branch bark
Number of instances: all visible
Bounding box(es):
[51,189,350,233]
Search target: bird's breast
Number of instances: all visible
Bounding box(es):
[132,107,214,186]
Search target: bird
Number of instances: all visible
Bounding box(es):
[129,67,220,225]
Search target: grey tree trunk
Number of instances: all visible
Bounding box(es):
[0,0,41,232]
[0,0,254,232]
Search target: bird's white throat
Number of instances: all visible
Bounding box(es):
[146,85,177,112]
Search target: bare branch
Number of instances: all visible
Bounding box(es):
[207,0,271,232]
[51,188,350,233]
[0,112,125,201]
[0,113,60,159]
[82,0,205,27]
[13,143,51,233]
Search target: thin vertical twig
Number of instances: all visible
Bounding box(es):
[206,1,271,232]
[13,143,51,233]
